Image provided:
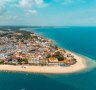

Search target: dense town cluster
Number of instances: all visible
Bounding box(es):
[0,29,77,66]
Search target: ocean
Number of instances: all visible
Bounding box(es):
[0,27,96,90]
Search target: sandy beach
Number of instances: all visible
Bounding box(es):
[0,52,87,74]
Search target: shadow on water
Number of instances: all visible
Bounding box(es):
[0,72,79,90]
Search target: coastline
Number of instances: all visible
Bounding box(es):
[0,52,87,74]
[0,29,89,74]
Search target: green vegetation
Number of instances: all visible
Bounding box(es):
[0,60,4,64]
[15,30,33,39]
[46,54,51,58]
[6,63,16,65]
[55,55,64,61]
[53,51,64,61]
[18,58,28,64]
[46,52,64,61]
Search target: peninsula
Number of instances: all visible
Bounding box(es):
[0,28,87,74]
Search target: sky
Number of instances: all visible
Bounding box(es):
[0,0,96,26]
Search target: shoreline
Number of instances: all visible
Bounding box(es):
[0,29,88,74]
[0,52,87,74]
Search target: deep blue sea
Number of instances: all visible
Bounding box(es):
[0,27,96,90]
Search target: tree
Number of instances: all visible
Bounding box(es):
[18,58,28,64]
[55,55,64,61]
[0,60,4,64]
[46,54,51,58]
[53,51,64,61]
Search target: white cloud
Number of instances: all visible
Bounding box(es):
[35,0,49,7]
[19,0,33,9]
[18,0,38,16]
[26,9,37,16]
[0,15,18,21]
[0,1,5,14]
[18,0,49,16]
[0,0,15,15]
[18,0,48,9]
[8,16,18,20]
[35,0,44,5]
[0,0,49,16]
[35,0,46,6]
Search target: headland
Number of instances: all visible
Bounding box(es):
[0,29,87,74]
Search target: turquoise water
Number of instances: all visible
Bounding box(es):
[0,27,96,90]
